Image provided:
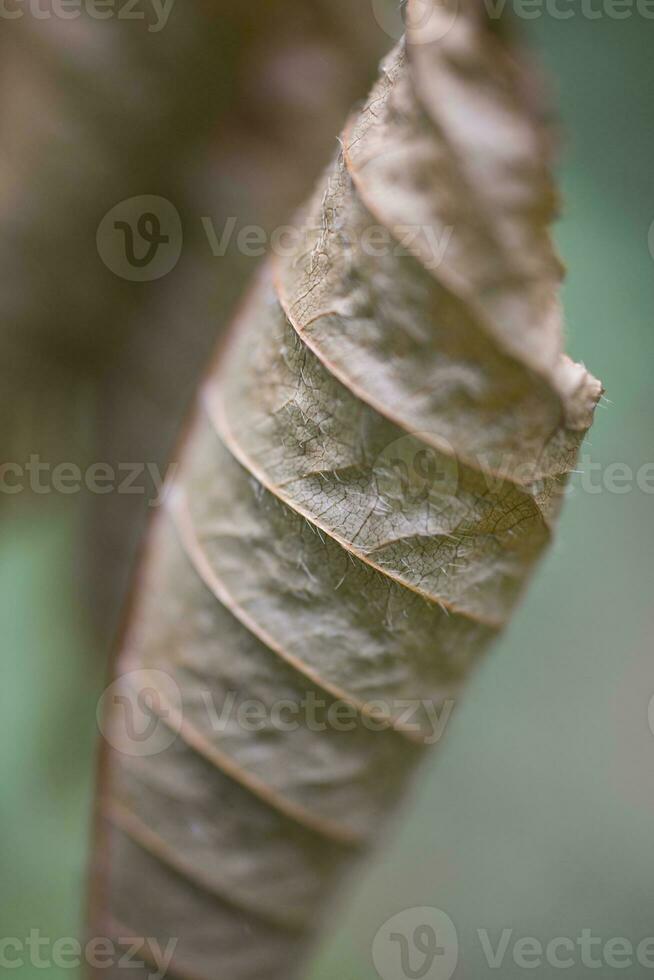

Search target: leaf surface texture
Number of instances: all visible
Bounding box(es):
[91,4,600,978]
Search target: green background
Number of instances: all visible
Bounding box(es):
[2,8,653,979]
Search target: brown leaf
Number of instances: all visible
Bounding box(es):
[90,3,601,978]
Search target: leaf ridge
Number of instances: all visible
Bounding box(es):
[204,386,505,629]
[216,268,554,623]
[125,679,367,846]
[103,799,309,932]
[274,261,572,501]
[169,488,428,742]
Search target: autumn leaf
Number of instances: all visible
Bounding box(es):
[90,2,601,978]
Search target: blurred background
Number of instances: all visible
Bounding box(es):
[1,2,652,978]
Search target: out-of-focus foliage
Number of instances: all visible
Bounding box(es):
[0,0,388,634]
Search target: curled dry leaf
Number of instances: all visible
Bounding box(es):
[90,2,601,977]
